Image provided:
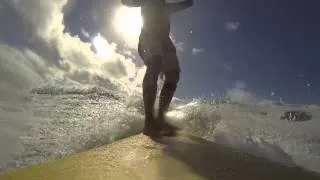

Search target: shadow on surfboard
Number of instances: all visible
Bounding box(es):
[149,130,320,180]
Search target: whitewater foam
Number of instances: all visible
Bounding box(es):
[171,100,320,173]
[0,90,145,171]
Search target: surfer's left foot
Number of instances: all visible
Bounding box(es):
[142,120,160,138]
[157,117,180,137]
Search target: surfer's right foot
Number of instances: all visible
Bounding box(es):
[142,122,160,138]
[157,118,180,137]
[143,117,180,138]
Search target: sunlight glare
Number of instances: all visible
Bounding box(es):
[115,6,142,47]
[167,110,185,120]
[92,33,113,60]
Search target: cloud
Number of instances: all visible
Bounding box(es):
[81,28,90,39]
[224,64,233,70]
[5,0,144,94]
[225,21,240,31]
[63,0,77,16]
[226,81,257,104]
[172,41,184,52]
[169,35,184,52]
[176,42,184,52]
[0,44,49,89]
[192,48,205,55]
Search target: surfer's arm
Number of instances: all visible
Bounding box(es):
[121,0,144,7]
[165,0,193,14]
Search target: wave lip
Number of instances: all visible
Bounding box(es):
[31,86,120,99]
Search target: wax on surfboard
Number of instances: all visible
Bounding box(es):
[1,134,320,180]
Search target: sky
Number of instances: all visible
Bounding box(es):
[0,0,319,104]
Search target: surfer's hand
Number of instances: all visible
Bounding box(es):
[121,0,144,7]
[166,0,193,14]
[185,0,193,7]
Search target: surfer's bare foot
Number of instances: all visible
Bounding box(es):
[160,123,178,136]
[142,121,160,138]
[157,117,180,137]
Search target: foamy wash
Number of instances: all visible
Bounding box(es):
[1,89,320,174]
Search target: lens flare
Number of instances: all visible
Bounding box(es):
[92,33,113,60]
[115,6,142,47]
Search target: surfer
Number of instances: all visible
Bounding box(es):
[121,0,193,137]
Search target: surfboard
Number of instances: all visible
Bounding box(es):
[1,133,320,180]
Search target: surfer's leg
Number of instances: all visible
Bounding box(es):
[157,69,180,136]
[157,40,181,136]
[158,70,179,119]
[142,56,161,136]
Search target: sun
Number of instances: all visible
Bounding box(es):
[115,6,142,47]
[92,33,113,60]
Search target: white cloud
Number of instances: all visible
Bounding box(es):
[121,49,135,59]
[5,0,144,95]
[192,48,205,55]
[11,0,66,41]
[235,81,247,89]
[227,82,283,105]
[270,92,275,96]
[226,81,257,104]
[173,41,184,52]
[224,64,232,70]
[0,44,49,89]
[225,21,240,31]
[176,42,184,52]
[63,0,77,16]
[81,28,90,38]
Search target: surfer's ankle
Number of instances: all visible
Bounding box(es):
[157,114,165,122]
[159,128,177,137]
[143,124,160,138]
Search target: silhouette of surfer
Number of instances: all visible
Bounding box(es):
[121,0,193,137]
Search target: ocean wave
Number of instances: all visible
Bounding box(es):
[30,85,120,99]
[171,100,320,173]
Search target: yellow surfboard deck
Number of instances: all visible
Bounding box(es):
[2,133,320,180]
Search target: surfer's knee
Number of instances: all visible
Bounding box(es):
[165,70,180,84]
[146,55,162,74]
[143,56,162,88]
[143,72,158,89]
[163,70,180,91]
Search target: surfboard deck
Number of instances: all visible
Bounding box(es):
[2,133,320,180]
